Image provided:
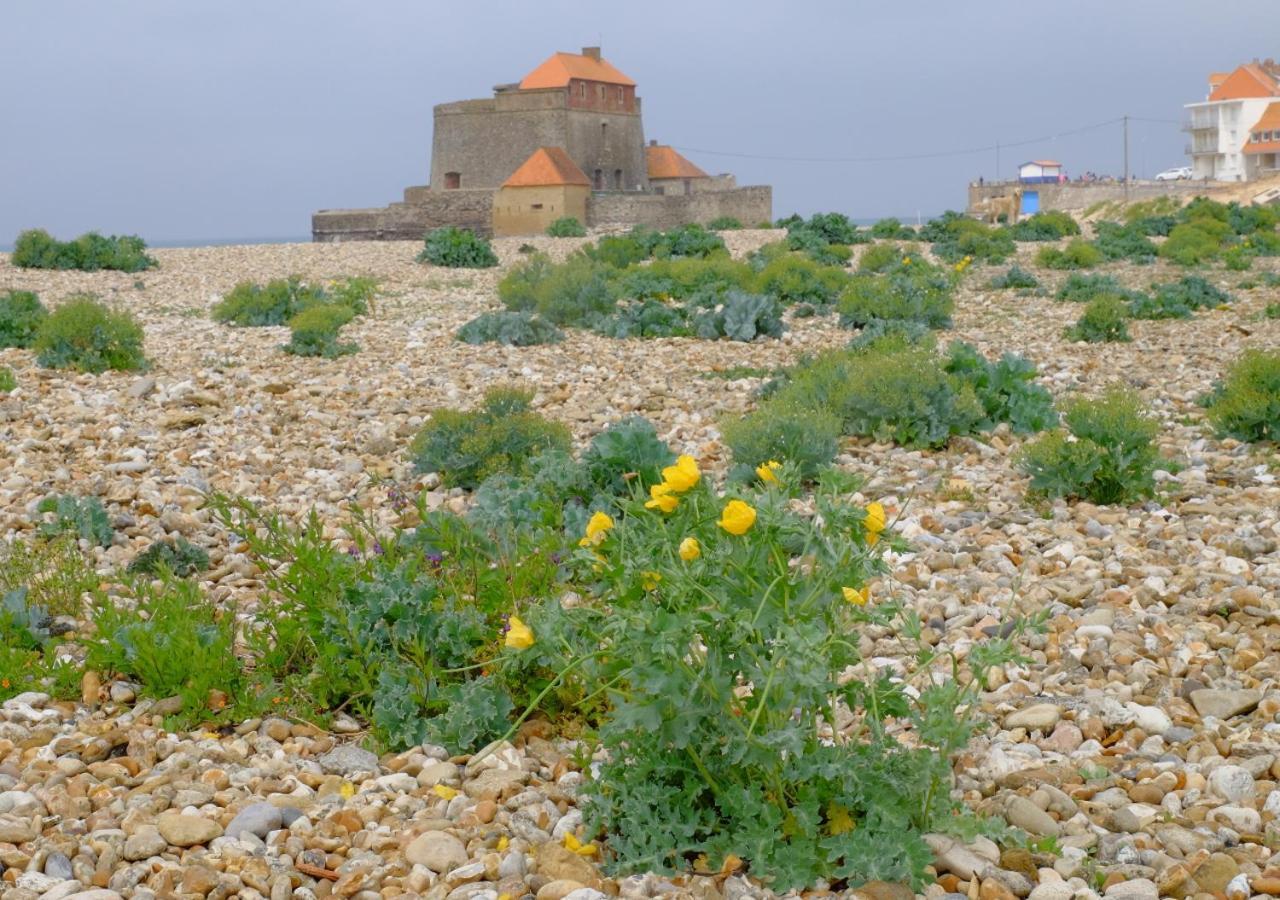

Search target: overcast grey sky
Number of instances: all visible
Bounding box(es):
[1,1,1277,243]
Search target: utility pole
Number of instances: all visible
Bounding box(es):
[1123,115,1130,200]
[996,141,1001,182]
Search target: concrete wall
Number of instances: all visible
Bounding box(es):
[967,180,1216,215]
[587,186,772,230]
[492,184,589,236]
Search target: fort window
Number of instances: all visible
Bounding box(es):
[594,169,603,190]
[613,169,622,189]
[444,171,461,190]
[617,86,624,103]
[578,82,585,99]
[531,203,543,210]
[598,84,605,102]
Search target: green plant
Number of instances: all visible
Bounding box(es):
[581,416,676,494]
[1017,387,1160,504]
[786,212,860,245]
[36,494,113,547]
[1067,296,1131,343]
[1203,349,1280,442]
[1055,273,1137,304]
[282,304,358,358]
[418,227,499,268]
[1128,276,1230,320]
[0,367,12,393]
[456,310,564,346]
[409,387,572,488]
[0,535,99,619]
[11,229,156,272]
[546,216,587,237]
[1090,222,1158,263]
[1036,240,1103,270]
[33,297,146,373]
[585,234,652,269]
[0,291,48,348]
[754,254,850,307]
[1160,222,1224,266]
[1010,211,1080,241]
[127,538,211,578]
[988,265,1039,290]
[84,575,243,719]
[702,291,784,342]
[328,276,378,314]
[1223,245,1253,271]
[942,342,1057,434]
[870,217,917,239]
[502,254,616,326]
[858,243,906,274]
[722,399,843,477]
[212,277,331,327]
[837,262,954,329]
[923,213,1015,264]
[652,224,727,259]
[707,216,744,230]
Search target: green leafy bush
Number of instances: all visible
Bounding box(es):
[34,297,146,373]
[0,291,48,348]
[754,253,849,306]
[11,229,156,272]
[546,217,587,237]
[858,243,907,274]
[584,234,652,269]
[1056,273,1135,303]
[651,224,726,259]
[409,387,572,488]
[0,535,98,619]
[0,367,12,393]
[1223,245,1252,271]
[212,277,330,327]
[282,304,358,358]
[1067,296,1131,342]
[1160,222,1224,266]
[870,217,917,239]
[456,310,564,346]
[707,216,743,230]
[700,291,784,342]
[846,318,931,350]
[989,265,1039,290]
[786,211,859,245]
[1128,214,1177,237]
[507,254,616,326]
[942,342,1058,433]
[1017,387,1159,504]
[1090,222,1158,263]
[328,276,378,314]
[418,227,499,268]
[37,495,113,547]
[1128,275,1230,319]
[837,262,954,329]
[1203,349,1280,442]
[923,213,1015,264]
[722,400,843,476]
[127,538,210,577]
[581,416,676,494]
[1010,211,1080,241]
[1036,240,1103,270]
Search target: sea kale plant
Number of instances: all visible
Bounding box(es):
[34,297,147,373]
[11,229,156,272]
[418,227,499,268]
[0,291,49,348]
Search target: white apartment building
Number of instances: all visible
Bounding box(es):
[1185,60,1280,181]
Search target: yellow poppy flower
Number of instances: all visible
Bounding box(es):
[902,257,912,265]
[864,501,886,542]
[645,482,679,513]
[661,455,701,493]
[641,571,662,590]
[679,537,701,561]
[826,803,856,835]
[578,511,615,547]
[432,784,458,800]
[504,615,534,650]
[563,833,599,856]
[755,460,781,483]
[717,500,757,535]
[842,586,869,606]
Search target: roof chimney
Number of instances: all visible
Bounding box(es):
[649,139,658,146]
[582,46,601,60]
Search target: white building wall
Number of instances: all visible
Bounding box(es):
[1185,98,1275,181]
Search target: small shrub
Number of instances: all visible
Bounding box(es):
[456,310,564,346]
[942,342,1057,434]
[1036,240,1102,270]
[1056,273,1134,304]
[328,276,378,314]
[870,217,917,239]
[1017,387,1159,504]
[858,243,906,274]
[546,217,587,237]
[409,387,572,488]
[581,416,676,494]
[1160,223,1223,266]
[1204,349,1280,442]
[1128,215,1178,237]
[0,535,98,619]
[36,495,113,547]
[584,234,652,268]
[0,367,13,393]
[418,227,498,268]
[700,291,783,341]
[1223,245,1253,271]
[282,304,357,358]
[925,214,1015,264]
[0,291,48,348]
[530,255,617,325]
[1129,275,1230,319]
[11,229,156,272]
[1010,211,1080,241]
[212,277,330,327]
[722,399,842,477]
[754,254,849,306]
[127,538,210,578]
[707,216,743,230]
[788,212,859,245]
[1067,296,1131,343]
[651,224,726,259]
[846,318,931,350]
[989,265,1039,290]
[34,297,146,373]
[837,262,954,329]
[1091,222,1158,263]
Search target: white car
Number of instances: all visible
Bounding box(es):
[1154,166,1193,181]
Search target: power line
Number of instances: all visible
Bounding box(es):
[670,114,1179,165]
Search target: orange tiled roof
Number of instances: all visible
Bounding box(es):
[503,147,591,187]
[519,51,635,89]
[1244,102,1280,153]
[1209,63,1280,101]
[646,145,708,180]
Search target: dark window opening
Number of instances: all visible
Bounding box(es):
[594,169,603,190]
[444,171,461,189]
[613,169,622,189]
[531,203,543,210]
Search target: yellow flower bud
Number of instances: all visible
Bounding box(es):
[578,511,614,547]
[679,537,701,561]
[755,459,781,483]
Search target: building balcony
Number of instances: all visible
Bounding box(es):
[1182,120,1218,135]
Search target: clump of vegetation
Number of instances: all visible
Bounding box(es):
[1127,275,1231,320]
[1090,222,1158,263]
[0,291,48,348]
[409,386,572,488]
[857,243,907,274]
[1055,273,1136,304]
[0,535,99,620]
[11,229,156,272]
[707,216,743,230]
[721,400,844,478]
[127,538,210,578]
[418,227,499,268]
[1067,296,1131,343]
[456,310,564,346]
[1018,387,1160,504]
[1036,239,1103,270]
[920,211,1015,264]
[1160,221,1227,266]
[754,253,849,307]
[838,259,955,329]
[1223,245,1252,271]
[546,217,587,237]
[989,265,1039,290]
[36,495,113,547]
[650,224,727,259]
[1010,211,1080,241]
[34,297,146,373]
[941,341,1059,434]
[870,217,917,239]
[0,367,13,393]
[501,253,616,326]
[282,304,358,358]
[1203,349,1280,443]
[212,276,371,327]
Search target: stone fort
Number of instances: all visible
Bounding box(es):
[312,47,772,240]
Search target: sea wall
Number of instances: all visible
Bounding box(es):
[967,180,1218,214]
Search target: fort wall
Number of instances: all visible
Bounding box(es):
[587,185,772,230]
